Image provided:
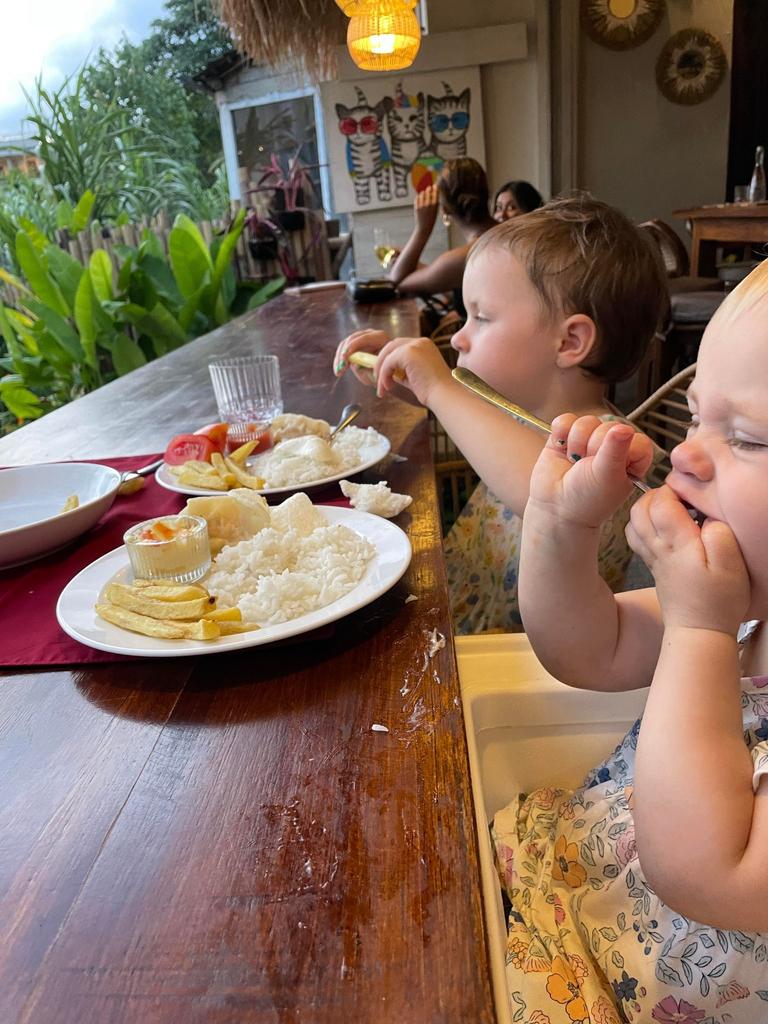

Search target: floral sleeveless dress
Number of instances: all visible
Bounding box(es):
[492,674,768,1024]
[444,413,656,635]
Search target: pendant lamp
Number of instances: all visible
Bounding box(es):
[347,0,421,71]
[335,0,417,13]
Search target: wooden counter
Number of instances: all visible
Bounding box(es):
[0,288,495,1023]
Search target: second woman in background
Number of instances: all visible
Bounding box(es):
[493,179,544,221]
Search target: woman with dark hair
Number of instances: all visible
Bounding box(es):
[493,179,544,222]
[386,158,496,307]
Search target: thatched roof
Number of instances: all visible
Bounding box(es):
[214,0,347,81]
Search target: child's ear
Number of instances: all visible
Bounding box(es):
[555,314,598,369]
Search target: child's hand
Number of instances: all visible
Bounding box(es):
[529,415,654,528]
[627,485,750,636]
[414,184,440,235]
[375,336,452,406]
[333,329,389,385]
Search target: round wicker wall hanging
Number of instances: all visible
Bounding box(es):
[581,0,666,51]
[655,28,727,105]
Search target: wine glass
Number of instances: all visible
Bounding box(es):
[373,227,397,270]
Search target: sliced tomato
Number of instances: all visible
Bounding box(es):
[164,433,216,465]
[194,422,228,453]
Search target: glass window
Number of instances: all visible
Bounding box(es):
[232,96,322,210]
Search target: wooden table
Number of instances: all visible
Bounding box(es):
[0,289,494,1023]
[674,202,768,277]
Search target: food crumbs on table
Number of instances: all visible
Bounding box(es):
[405,594,418,604]
[426,628,446,657]
[371,723,389,733]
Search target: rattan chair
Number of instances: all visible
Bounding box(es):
[636,220,723,399]
[627,362,696,487]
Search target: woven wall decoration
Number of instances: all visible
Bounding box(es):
[580,0,665,51]
[655,28,727,105]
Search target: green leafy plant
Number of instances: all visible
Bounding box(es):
[0,209,284,431]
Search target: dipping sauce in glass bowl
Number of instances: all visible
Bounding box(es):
[123,514,210,583]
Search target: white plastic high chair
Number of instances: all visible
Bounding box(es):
[456,633,648,1024]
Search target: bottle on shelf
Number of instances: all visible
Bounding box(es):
[748,145,766,203]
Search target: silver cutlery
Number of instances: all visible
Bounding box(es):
[452,367,650,494]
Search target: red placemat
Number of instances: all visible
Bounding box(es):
[0,457,349,668]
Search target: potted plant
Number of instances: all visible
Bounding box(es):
[250,150,322,232]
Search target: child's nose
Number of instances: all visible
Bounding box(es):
[451,326,469,352]
[670,435,714,480]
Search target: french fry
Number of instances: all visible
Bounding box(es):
[96,603,221,640]
[349,349,405,382]
[210,452,237,487]
[129,581,210,602]
[218,620,261,635]
[224,456,265,490]
[60,495,79,513]
[176,467,229,491]
[204,607,242,622]
[105,582,216,620]
[228,439,258,464]
[348,350,378,370]
[173,459,217,475]
[117,476,145,496]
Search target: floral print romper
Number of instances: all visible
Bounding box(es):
[492,674,768,1024]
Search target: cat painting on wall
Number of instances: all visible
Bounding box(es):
[426,83,471,162]
[383,83,427,198]
[336,87,392,206]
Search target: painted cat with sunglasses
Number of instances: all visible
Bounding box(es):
[335,86,392,207]
[426,84,471,162]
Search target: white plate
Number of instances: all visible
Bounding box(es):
[0,463,121,569]
[154,433,391,498]
[56,506,412,657]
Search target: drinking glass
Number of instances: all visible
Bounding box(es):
[734,185,750,204]
[373,227,397,270]
[208,355,283,447]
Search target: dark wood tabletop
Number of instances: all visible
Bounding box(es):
[0,287,495,1024]
[673,203,768,277]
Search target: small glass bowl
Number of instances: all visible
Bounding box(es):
[123,514,211,584]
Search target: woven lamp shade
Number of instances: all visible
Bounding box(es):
[347,0,421,71]
[335,0,417,12]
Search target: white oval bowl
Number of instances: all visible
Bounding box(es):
[0,463,122,568]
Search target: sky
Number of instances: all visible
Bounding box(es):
[0,0,165,137]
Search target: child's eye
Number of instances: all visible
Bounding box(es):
[473,313,488,323]
[728,437,768,451]
[682,417,698,433]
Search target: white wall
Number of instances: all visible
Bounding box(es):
[430,0,550,202]
[577,0,733,242]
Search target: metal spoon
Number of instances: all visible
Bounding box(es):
[452,367,650,494]
[330,402,361,440]
[117,457,164,495]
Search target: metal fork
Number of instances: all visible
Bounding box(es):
[452,367,650,495]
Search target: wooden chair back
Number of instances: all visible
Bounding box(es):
[627,363,696,486]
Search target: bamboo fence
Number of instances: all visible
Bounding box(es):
[1,203,334,310]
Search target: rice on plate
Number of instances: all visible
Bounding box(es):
[206,493,375,625]
[248,426,387,488]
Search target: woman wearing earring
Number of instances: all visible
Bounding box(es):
[386,158,496,318]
